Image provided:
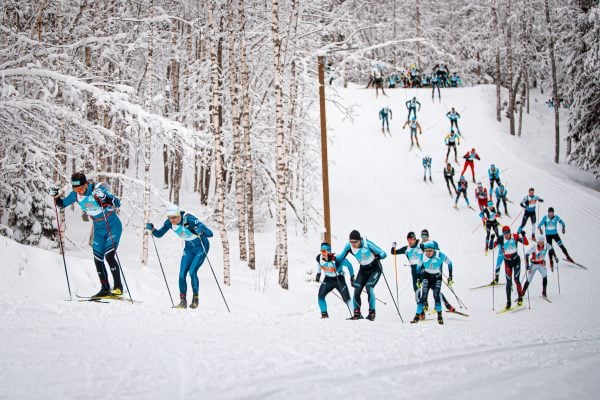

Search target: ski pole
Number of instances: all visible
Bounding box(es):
[150,234,175,307]
[53,200,72,301]
[526,271,531,310]
[442,277,468,309]
[96,201,134,304]
[492,247,495,311]
[362,287,386,305]
[198,238,231,313]
[556,260,561,295]
[509,208,524,229]
[334,274,353,317]
[380,265,404,322]
[394,252,399,306]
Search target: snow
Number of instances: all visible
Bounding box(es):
[1,85,600,399]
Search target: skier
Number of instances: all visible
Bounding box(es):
[373,67,386,97]
[495,184,510,216]
[49,172,123,298]
[315,242,355,318]
[474,182,489,211]
[454,176,472,209]
[518,187,544,239]
[406,96,421,120]
[402,116,422,149]
[449,72,462,87]
[488,164,502,192]
[444,130,460,164]
[391,232,423,307]
[523,236,552,298]
[443,163,457,196]
[379,105,393,135]
[538,207,573,267]
[337,230,387,321]
[146,204,213,309]
[491,226,529,309]
[422,155,432,182]
[446,107,461,134]
[431,74,441,100]
[410,241,454,325]
[418,229,457,314]
[480,200,501,253]
[461,148,480,183]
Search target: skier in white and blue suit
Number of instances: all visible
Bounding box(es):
[146,205,213,309]
[411,241,454,325]
[50,172,123,298]
[315,242,355,318]
[337,230,387,321]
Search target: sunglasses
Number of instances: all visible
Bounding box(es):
[349,240,360,244]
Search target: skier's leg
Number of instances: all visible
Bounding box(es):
[188,248,206,296]
[416,277,430,314]
[514,261,524,298]
[92,225,110,290]
[336,278,353,309]
[365,261,382,311]
[318,279,335,313]
[103,217,123,289]
[433,277,443,312]
[504,263,513,304]
[352,267,368,311]
[410,265,419,293]
[179,246,194,296]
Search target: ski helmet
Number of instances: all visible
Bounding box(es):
[71,172,87,188]
[166,204,180,217]
[349,230,361,241]
[502,226,511,234]
[320,242,331,252]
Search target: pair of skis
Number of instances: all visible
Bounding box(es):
[76,294,141,304]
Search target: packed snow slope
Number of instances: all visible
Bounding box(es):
[1,85,600,400]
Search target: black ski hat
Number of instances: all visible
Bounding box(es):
[421,229,429,237]
[407,231,416,239]
[71,172,87,188]
[349,230,361,241]
[548,207,554,213]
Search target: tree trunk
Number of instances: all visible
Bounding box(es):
[505,0,516,135]
[545,0,560,163]
[492,0,501,122]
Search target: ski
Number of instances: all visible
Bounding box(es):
[496,304,525,314]
[78,298,109,303]
[562,258,588,270]
[76,294,141,303]
[449,310,470,317]
[470,283,506,290]
[541,296,552,303]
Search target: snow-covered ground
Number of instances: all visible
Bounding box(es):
[1,85,599,399]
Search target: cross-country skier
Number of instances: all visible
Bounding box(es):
[461,148,480,183]
[443,163,457,196]
[379,105,393,135]
[406,96,421,120]
[315,242,354,318]
[518,187,544,239]
[146,204,213,309]
[523,236,552,299]
[391,232,423,306]
[373,67,386,97]
[337,230,387,321]
[49,172,123,298]
[431,74,441,100]
[491,225,529,309]
[411,241,454,325]
[474,182,489,211]
[454,176,472,209]
[488,164,502,192]
[444,130,460,164]
[402,116,422,149]
[449,72,462,87]
[480,201,501,253]
[418,229,457,314]
[422,155,432,182]
[446,107,461,134]
[495,184,510,216]
[538,207,573,267]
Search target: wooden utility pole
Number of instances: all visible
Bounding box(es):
[317,55,331,244]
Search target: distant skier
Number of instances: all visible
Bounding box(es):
[373,67,386,97]
[406,96,421,120]
[422,155,432,182]
[454,176,472,209]
[337,230,387,321]
[431,74,441,100]
[523,236,552,299]
[411,241,454,325]
[446,107,461,134]
[391,232,423,307]
[379,106,393,135]
[474,182,489,211]
[403,116,422,149]
[461,148,480,183]
[480,200,501,253]
[491,226,529,309]
[495,184,510,216]
[49,172,123,298]
[488,164,502,192]
[518,187,544,239]
[443,163,457,196]
[315,242,354,318]
[146,204,213,309]
[538,207,573,267]
[449,72,462,87]
[444,130,460,164]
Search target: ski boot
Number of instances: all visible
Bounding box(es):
[111,286,123,296]
[517,297,523,306]
[366,310,376,321]
[423,176,426,182]
[174,295,187,309]
[549,258,554,272]
[419,311,426,320]
[453,203,458,209]
[446,304,456,313]
[542,290,547,298]
[348,309,364,320]
[505,301,511,310]
[321,311,329,319]
[410,314,420,324]
[424,302,429,312]
[437,311,444,325]
[566,256,575,263]
[190,295,199,309]
[91,287,111,298]
[490,275,499,286]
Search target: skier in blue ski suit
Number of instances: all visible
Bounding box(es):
[431,75,441,100]
[446,107,461,134]
[538,207,573,266]
[50,172,123,298]
[406,97,421,120]
[337,230,386,321]
[147,205,213,309]
[379,106,392,133]
[488,164,502,192]
[315,242,355,318]
[422,155,432,182]
[495,184,509,215]
[518,188,544,239]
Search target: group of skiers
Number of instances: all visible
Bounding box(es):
[368,63,462,91]
[49,172,213,309]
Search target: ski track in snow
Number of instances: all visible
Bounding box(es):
[1,85,600,399]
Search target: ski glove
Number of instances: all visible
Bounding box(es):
[145,223,154,231]
[526,263,531,271]
[416,280,422,289]
[447,278,453,288]
[315,273,321,282]
[539,228,543,235]
[93,188,106,200]
[48,186,60,197]
[562,227,565,234]
[350,275,355,285]
[392,241,397,248]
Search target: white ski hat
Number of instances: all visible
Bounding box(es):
[166,204,180,217]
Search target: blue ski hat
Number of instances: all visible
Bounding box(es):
[488,201,494,207]
[320,242,331,252]
[423,241,435,250]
